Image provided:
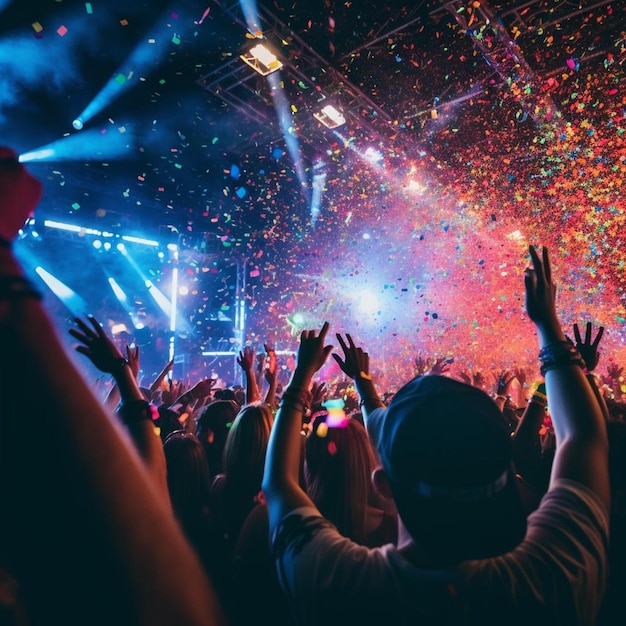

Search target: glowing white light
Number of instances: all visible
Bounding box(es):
[108,277,127,302]
[43,220,100,235]
[121,235,160,247]
[241,43,283,75]
[363,147,383,165]
[179,285,189,296]
[358,290,380,315]
[314,105,346,129]
[292,312,305,325]
[407,179,426,194]
[93,240,102,249]
[72,119,84,130]
[18,149,55,162]
[362,233,371,240]
[111,323,129,335]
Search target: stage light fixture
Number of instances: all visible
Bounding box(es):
[240,43,283,76]
[313,104,346,129]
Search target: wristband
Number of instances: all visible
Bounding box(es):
[539,340,586,377]
[359,395,382,408]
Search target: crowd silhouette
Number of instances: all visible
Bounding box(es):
[1,148,624,625]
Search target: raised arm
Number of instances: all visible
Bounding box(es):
[70,315,168,498]
[0,147,225,625]
[149,356,174,394]
[263,323,333,537]
[263,344,278,408]
[572,321,611,423]
[333,333,385,420]
[524,245,609,510]
[237,345,261,403]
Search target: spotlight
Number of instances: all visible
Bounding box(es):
[72,118,84,130]
[116,242,126,252]
[103,241,112,251]
[240,43,283,76]
[92,239,102,249]
[313,104,346,129]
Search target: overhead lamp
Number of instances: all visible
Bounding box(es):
[313,104,346,129]
[240,43,283,76]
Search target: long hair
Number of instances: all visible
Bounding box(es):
[219,403,274,534]
[196,399,239,479]
[305,416,378,544]
[163,431,213,567]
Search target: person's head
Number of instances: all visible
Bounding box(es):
[222,402,274,498]
[196,399,239,478]
[305,415,379,543]
[367,375,526,563]
[163,431,212,527]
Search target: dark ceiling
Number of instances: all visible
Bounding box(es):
[2,0,620,236]
[2,0,625,376]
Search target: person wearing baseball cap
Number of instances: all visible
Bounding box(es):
[263,246,609,625]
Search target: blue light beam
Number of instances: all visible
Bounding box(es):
[73,11,187,128]
[267,71,309,196]
[19,127,135,163]
[35,267,88,317]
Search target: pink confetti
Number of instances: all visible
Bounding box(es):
[194,6,211,25]
[57,25,68,36]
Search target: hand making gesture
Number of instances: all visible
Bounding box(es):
[69,314,127,374]
[333,333,370,380]
[572,321,604,372]
[295,322,333,376]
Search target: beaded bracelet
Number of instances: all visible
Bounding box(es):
[539,340,586,377]
[279,399,308,414]
[281,387,312,407]
[0,276,42,300]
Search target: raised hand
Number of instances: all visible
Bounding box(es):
[606,362,624,382]
[472,370,486,389]
[333,333,370,380]
[125,344,140,380]
[572,321,604,372]
[524,245,559,330]
[311,381,327,405]
[237,346,255,372]
[69,315,126,373]
[296,323,333,375]
[429,357,451,376]
[457,370,473,386]
[414,353,429,376]
[192,378,216,399]
[513,367,527,389]
[493,369,516,396]
[265,344,277,386]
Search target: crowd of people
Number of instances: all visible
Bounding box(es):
[1,148,624,625]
